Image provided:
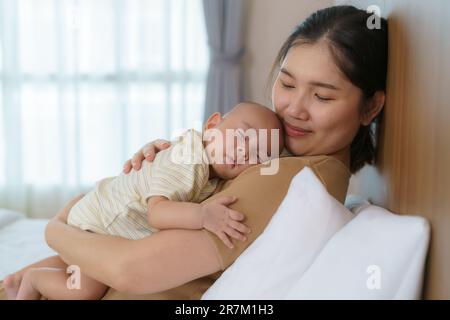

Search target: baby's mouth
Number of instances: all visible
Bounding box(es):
[224,156,236,168]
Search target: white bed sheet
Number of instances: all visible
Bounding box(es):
[0,209,55,280]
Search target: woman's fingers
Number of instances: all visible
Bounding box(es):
[141,143,157,162]
[228,220,251,234]
[143,139,171,161]
[130,139,171,171]
[123,140,170,174]
[153,139,171,152]
[225,226,247,242]
[131,150,146,171]
[217,231,234,249]
[122,159,132,174]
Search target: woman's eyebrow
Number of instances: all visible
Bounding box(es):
[280,68,294,78]
[309,81,341,91]
[281,67,341,91]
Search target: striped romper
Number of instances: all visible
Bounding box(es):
[67,129,219,240]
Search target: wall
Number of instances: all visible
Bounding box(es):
[242,0,333,106]
[338,0,450,299]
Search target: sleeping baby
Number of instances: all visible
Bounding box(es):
[5,101,284,300]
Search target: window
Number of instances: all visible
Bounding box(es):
[0,0,209,216]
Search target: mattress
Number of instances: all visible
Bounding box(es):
[0,209,55,279]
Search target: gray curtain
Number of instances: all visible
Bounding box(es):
[202,0,245,121]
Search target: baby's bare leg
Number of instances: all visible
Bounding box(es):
[16,266,108,300]
[4,255,67,300]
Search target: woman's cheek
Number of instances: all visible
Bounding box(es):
[320,108,358,147]
[273,87,289,115]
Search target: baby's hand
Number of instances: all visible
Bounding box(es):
[201,196,251,249]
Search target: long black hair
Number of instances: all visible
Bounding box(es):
[270,5,388,173]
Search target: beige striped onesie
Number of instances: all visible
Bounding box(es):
[68,129,220,240]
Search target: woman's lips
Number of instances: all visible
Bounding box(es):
[283,121,313,137]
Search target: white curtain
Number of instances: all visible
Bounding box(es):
[0,0,209,218]
[202,0,244,121]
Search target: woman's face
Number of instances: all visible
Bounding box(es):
[272,41,364,162]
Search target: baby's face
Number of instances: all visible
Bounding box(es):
[204,103,284,180]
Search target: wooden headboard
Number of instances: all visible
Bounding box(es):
[343,0,450,299]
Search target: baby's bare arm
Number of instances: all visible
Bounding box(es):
[147,196,251,249]
[147,196,204,230]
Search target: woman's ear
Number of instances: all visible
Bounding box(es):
[204,112,222,130]
[361,91,385,126]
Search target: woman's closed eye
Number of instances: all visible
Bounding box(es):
[314,93,334,102]
[280,81,295,89]
[280,80,333,102]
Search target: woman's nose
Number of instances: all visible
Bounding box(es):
[286,95,310,121]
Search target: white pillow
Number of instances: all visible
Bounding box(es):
[0,209,25,230]
[285,204,430,300]
[202,166,355,299]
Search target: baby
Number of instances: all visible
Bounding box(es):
[5,101,284,300]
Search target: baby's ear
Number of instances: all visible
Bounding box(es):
[204,112,222,130]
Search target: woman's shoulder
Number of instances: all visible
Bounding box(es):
[298,155,351,204]
[283,155,351,178]
[239,155,350,178]
[220,155,351,204]
[281,154,348,167]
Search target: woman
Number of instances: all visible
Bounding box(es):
[2,5,387,299]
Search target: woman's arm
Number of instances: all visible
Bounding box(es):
[45,201,222,294]
[46,157,313,295]
[46,139,222,295]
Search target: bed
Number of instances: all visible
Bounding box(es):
[0,209,55,280]
[1,0,449,300]
[0,184,430,300]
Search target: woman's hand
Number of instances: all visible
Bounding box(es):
[123,139,171,174]
[201,196,251,249]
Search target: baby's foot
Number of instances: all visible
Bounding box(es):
[16,269,41,300]
[3,273,21,300]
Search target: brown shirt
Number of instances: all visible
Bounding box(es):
[101,155,351,300]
